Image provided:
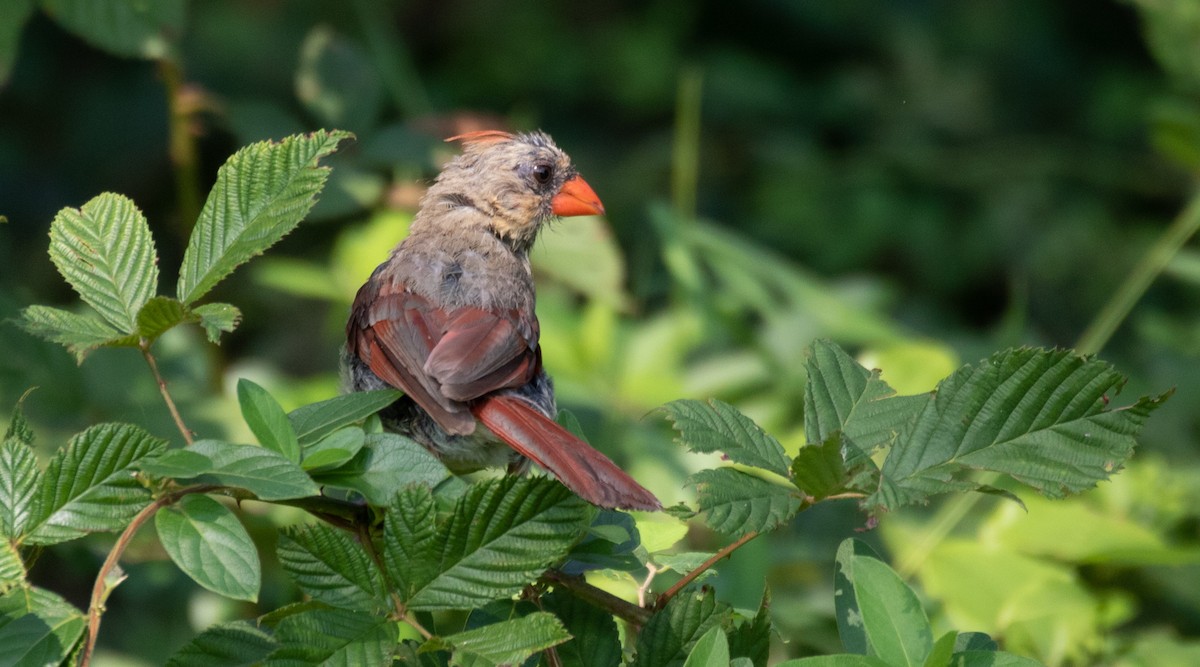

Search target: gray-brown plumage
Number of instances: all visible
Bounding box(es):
[345,130,661,510]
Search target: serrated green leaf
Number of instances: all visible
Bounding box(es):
[186,440,319,501]
[48,192,158,332]
[541,588,621,667]
[137,295,196,341]
[836,538,932,666]
[0,0,34,86]
[311,433,448,506]
[0,541,25,592]
[0,438,40,540]
[660,399,791,477]
[804,340,927,453]
[27,423,167,545]
[177,130,352,304]
[5,391,35,446]
[40,0,183,59]
[407,476,592,611]
[165,621,277,667]
[0,587,85,667]
[155,494,261,602]
[424,612,571,667]
[237,379,301,462]
[728,590,771,667]
[683,627,729,667]
[791,434,849,500]
[301,427,365,471]
[278,523,386,612]
[16,305,135,361]
[870,348,1170,512]
[265,606,395,667]
[687,468,801,538]
[192,302,243,343]
[634,587,729,667]
[288,389,403,446]
[382,484,439,603]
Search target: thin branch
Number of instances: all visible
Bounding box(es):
[637,564,662,608]
[79,485,217,667]
[655,530,760,610]
[541,569,653,628]
[139,339,194,446]
[158,56,201,233]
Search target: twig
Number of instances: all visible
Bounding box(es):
[541,569,653,628]
[637,564,662,608]
[654,530,760,610]
[139,340,194,446]
[79,486,216,666]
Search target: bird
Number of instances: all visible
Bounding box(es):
[344,129,661,511]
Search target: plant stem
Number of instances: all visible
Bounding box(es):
[159,56,202,232]
[1076,189,1200,355]
[79,486,215,667]
[655,530,759,610]
[671,66,703,222]
[541,569,653,628]
[140,340,194,446]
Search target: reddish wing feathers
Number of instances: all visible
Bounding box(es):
[473,396,662,510]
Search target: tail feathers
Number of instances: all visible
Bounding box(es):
[472,396,662,511]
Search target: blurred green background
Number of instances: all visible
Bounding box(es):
[3,1,1200,665]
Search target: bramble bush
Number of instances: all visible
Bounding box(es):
[0,130,1169,666]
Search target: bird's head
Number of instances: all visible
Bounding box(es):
[421,130,605,252]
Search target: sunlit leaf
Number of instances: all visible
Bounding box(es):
[27,423,166,545]
[16,304,135,362]
[48,192,158,332]
[683,627,730,667]
[237,379,301,462]
[687,468,801,538]
[0,438,39,540]
[0,541,25,592]
[177,130,352,304]
[835,538,932,666]
[311,433,447,506]
[182,440,320,501]
[155,494,261,602]
[192,302,243,344]
[136,296,195,341]
[288,390,401,446]
[660,399,791,477]
[301,427,365,471]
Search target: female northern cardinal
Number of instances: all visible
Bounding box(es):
[345,130,661,511]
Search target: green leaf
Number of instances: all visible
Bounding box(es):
[406,476,592,611]
[27,423,167,545]
[774,657,892,667]
[634,587,729,667]
[136,296,196,341]
[277,523,386,612]
[683,627,730,667]
[728,590,771,667]
[791,433,849,500]
[382,484,439,603]
[0,438,40,540]
[48,192,158,332]
[834,539,874,655]
[16,305,135,361]
[541,588,622,667]
[237,379,301,462]
[837,539,932,667]
[423,612,570,666]
[155,494,261,602]
[871,348,1171,511]
[185,440,320,501]
[660,399,791,477]
[0,0,34,86]
[804,339,928,453]
[0,541,26,592]
[139,448,214,479]
[265,605,395,667]
[687,468,802,538]
[288,389,403,446]
[311,433,448,506]
[0,586,86,667]
[4,391,35,445]
[177,130,352,305]
[165,621,277,667]
[192,302,243,343]
[924,632,957,667]
[948,652,1043,667]
[301,427,366,471]
[40,0,184,59]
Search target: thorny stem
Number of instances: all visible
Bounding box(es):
[140,340,194,446]
[541,569,653,628]
[655,530,760,611]
[80,486,217,667]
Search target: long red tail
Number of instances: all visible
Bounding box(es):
[472,396,661,511]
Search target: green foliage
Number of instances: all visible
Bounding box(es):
[155,494,261,602]
[422,612,572,665]
[40,0,184,59]
[238,378,302,462]
[0,587,86,667]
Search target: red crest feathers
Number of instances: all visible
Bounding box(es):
[444,130,514,148]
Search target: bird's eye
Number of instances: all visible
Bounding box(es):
[532,164,553,185]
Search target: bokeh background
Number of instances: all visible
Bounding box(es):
[2,1,1200,665]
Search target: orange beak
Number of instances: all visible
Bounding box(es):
[551,175,605,217]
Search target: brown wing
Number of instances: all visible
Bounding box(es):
[347,276,540,436]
